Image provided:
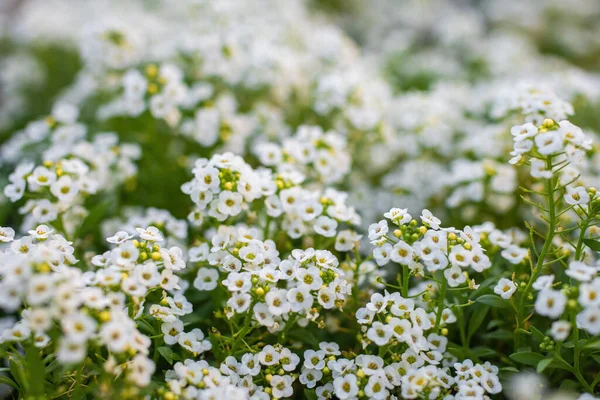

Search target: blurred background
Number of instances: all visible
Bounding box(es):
[1,0,600,238]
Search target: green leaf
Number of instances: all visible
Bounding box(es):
[25,344,46,396]
[483,330,513,341]
[0,375,18,390]
[509,351,546,367]
[446,343,465,360]
[500,366,520,373]
[9,357,27,392]
[467,304,490,341]
[157,347,179,365]
[529,326,545,343]
[537,358,554,373]
[582,238,600,252]
[303,389,318,400]
[549,357,574,372]
[559,379,580,391]
[486,319,505,330]
[471,347,497,358]
[75,200,112,238]
[476,294,511,309]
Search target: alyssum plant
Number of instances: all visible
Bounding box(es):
[1,100,599,400]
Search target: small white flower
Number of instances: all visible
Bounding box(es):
[334,374,359,399]
[530,159,552,179]
[28,224,54,239]
[390,241,414,265]
[535,131,562,155]
[270,375,294,399]
[550,320,571,341]
[564,186,589,205]
[0,226,16,242]
[494,278,517,299]
[368,220,388,241]
[566,261,596,282]
[217,191,243,216]
[579,278,600,308]
[535,289,567,319]
[136,226,164,242]
[420,209,440,229]
[107,231,134,244]
[501,245,527,265]
[533,274,554,291]
[366,321,392,346]
[314,216,338,237]
[577,307,600,335]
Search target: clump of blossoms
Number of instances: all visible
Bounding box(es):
[183,152,360,239]
[2,110,140,235]
[299,340,501,399]
[97,63,197,128]
[0,228,161,397]
[192,224,352,335]
[254,125,351,185]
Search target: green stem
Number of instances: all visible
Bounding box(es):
[435,276,448,333]
[402,265,409,298]
[572,311,593,393]
[231,313,253,354]
[517,156,557,349]
[574,217,590,261]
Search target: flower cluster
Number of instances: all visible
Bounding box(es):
[192,224,352,332]
[300,341,502,400]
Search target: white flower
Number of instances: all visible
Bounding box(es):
[511,123,537,141]
[390,241,414,265]
[161,320,184,345]
[314,216,338,237]
[57,338,86,364]
[62,312,97,343]
[258,345,280,366]
[564,186,589,205]
[217,191,243,216]
[534,131,562,155]
[265,289,290,316]
[368,220,388,241]
[300,368,323,389]
[334,374,359,399]
[577,307,600,335]
[550,320,571,341]
[270,375,294,398]
[373,243,392,266]
[532,274,554,291]
[566,261,596,282]
[160,246,186,270]
[367,321,392,346]
[384,208,411,225]
[535,289,566,319]
[107,231,134,244]
[193,268,219,291]
[530,159,552,179]
[579,278,600,308]
[494,278,517,299]
[364,375,389,399]
[0,226,15,243]
[27,224,54,239]
[136,226,164,242]
[28,166,56,187]
[501,245,527,264]
[420,209,440,229]
[444,265,466,287]
[50,175,79,202]
[287,286,313,313]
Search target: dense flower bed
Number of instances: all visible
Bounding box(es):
[0,0,599,399]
